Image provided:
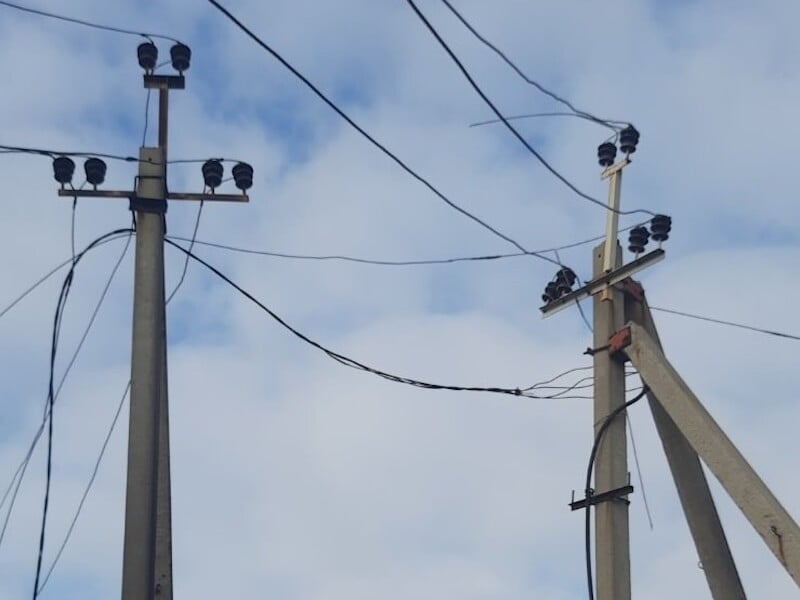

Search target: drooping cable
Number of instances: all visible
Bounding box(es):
[439,0,625,130]
[0,234,129,322]
[0,0,181,43]
[582,386,649,600]
[36,381,131,594]
[405,0,655,218]
[649,306,800,341]
[165,239,587,398]
[165,202,204,305]
[30,227,133,599]
[0,226,133,595]
[204,0,570,264]
[167,225,638,266]
[0,231,133,530]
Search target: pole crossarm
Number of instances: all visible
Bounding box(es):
[57,189,249,203]
[622,321,800,587]
[540,249,664,317]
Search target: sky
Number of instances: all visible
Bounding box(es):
[0,0,799,598]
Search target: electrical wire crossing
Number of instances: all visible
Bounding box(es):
[27,226,134,598]
[204,0,574,268]
[438,0,626,130]
[405,0,655,218]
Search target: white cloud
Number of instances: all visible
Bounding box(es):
[0,0,798,598]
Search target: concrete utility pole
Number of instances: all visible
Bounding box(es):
[541,127,662,600]
[54,42,251,598]
[540,129,797,595]
[591,154,631,600]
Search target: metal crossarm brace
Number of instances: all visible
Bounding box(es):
[624,321,800,587]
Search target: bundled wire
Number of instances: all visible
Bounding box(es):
[0,226,135,598]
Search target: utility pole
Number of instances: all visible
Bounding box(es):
[591,140,632,600]
[540,126,662,600]
[539,128,797,595]
[51,41,252,598]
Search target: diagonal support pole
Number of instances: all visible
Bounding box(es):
[623,320,800,588]
[623,285,746,599]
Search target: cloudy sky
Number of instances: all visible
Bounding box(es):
[1,0,799,598]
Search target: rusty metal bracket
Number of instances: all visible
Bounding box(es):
[570,485,634,511]
[608,327,632,354]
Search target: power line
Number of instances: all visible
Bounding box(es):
[37,381,131,594]
[204,0,568,265]
[405,0,655,218]
[165,238,588,399]
[649,306,800,342]
[0,228,133,583]
[166,236,528,266]
[0,234,129,322]
[470,112,624,129]
[439,0,625,130]
[31,226,133,599]
[165,202,204,305]
[166,225,639,267]
[0,144,141,163]
[0,0,181,43]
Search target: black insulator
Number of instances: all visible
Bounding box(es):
[544,281,560,301]
[137,42,158,71]
[202,159,224,190]
[232,162,253,191]
[619,125,640,155]
[650,214,672,242]
[628,226,650,254]
[556,280,572,296]
[52,156,75,185]
[170,43,191,73]
[556,267,577,287]
[597,142,617,167]
[84,158,106,187]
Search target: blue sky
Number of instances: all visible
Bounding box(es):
[1,0,799,598]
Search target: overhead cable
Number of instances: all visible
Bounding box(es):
[36,382,131,594]
[649,306,800,342]
[405,0,655,218]
[204,0,565,263]
[0,0,181,43]
[439,0,625,130]
[166,239,589,399]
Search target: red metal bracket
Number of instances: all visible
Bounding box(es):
[608,327,631,353]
